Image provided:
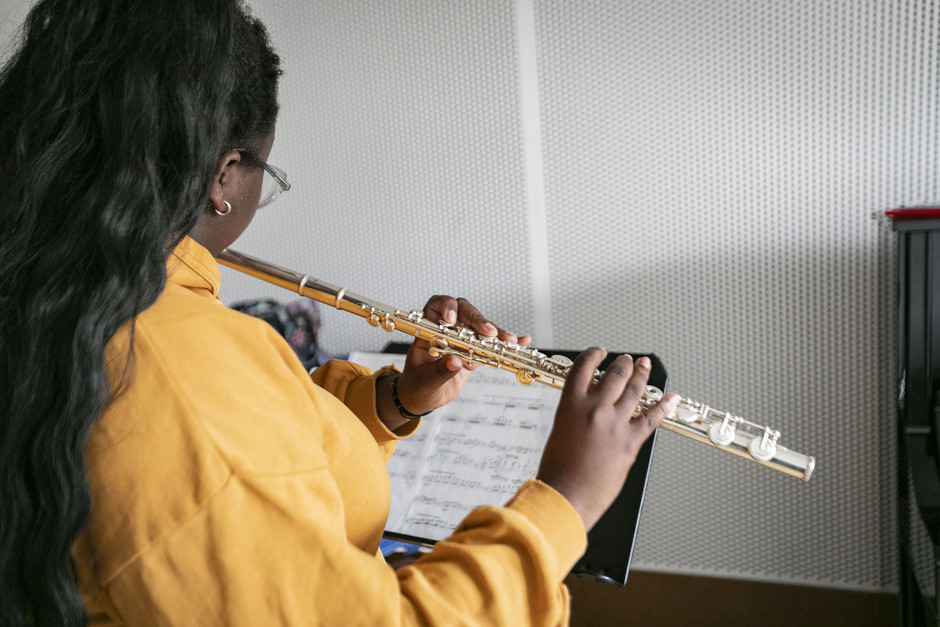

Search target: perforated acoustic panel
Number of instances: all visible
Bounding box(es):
[534,0,938,590]
[3,0,935,592]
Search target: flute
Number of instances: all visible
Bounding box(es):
[217,248,816,481]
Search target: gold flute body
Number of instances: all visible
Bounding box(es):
[217,248,816,482]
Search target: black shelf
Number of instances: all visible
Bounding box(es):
[892,215,940,626]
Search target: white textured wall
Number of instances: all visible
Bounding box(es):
[4,0,939,592]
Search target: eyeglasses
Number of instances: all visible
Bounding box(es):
[234,148,291,208]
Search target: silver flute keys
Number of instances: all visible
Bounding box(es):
[419,323,813,481]
[217,248,816,481]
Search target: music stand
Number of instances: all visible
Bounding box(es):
[381,342,667,586]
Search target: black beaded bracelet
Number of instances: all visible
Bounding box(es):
[390,375,432,420]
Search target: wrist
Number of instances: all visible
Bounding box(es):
[390,374,432,420]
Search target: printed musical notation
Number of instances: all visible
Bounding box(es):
[349,351,561,542]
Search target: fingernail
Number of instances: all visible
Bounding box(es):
[665,394,680,413]
[444,309,456,324]
[484,322,497,334]
[636,356,650,369]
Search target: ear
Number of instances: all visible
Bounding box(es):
[207,149,244,214]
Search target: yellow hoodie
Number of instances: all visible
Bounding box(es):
[73,237,586,625]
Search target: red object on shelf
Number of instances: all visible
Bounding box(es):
[885,207,940,221]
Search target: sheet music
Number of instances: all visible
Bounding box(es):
[348,352,561,541]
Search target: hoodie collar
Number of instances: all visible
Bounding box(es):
[167,236,222,299]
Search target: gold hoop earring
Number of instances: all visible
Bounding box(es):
[215,200,232,217]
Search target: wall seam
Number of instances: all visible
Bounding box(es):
[514,0,553,346]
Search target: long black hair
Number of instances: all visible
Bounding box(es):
[0,0,280,623]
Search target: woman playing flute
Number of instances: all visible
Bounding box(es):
[0,1,678,624]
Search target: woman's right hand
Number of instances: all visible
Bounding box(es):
[536,348,679,532]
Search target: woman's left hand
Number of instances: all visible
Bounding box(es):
[394,295,531,416]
